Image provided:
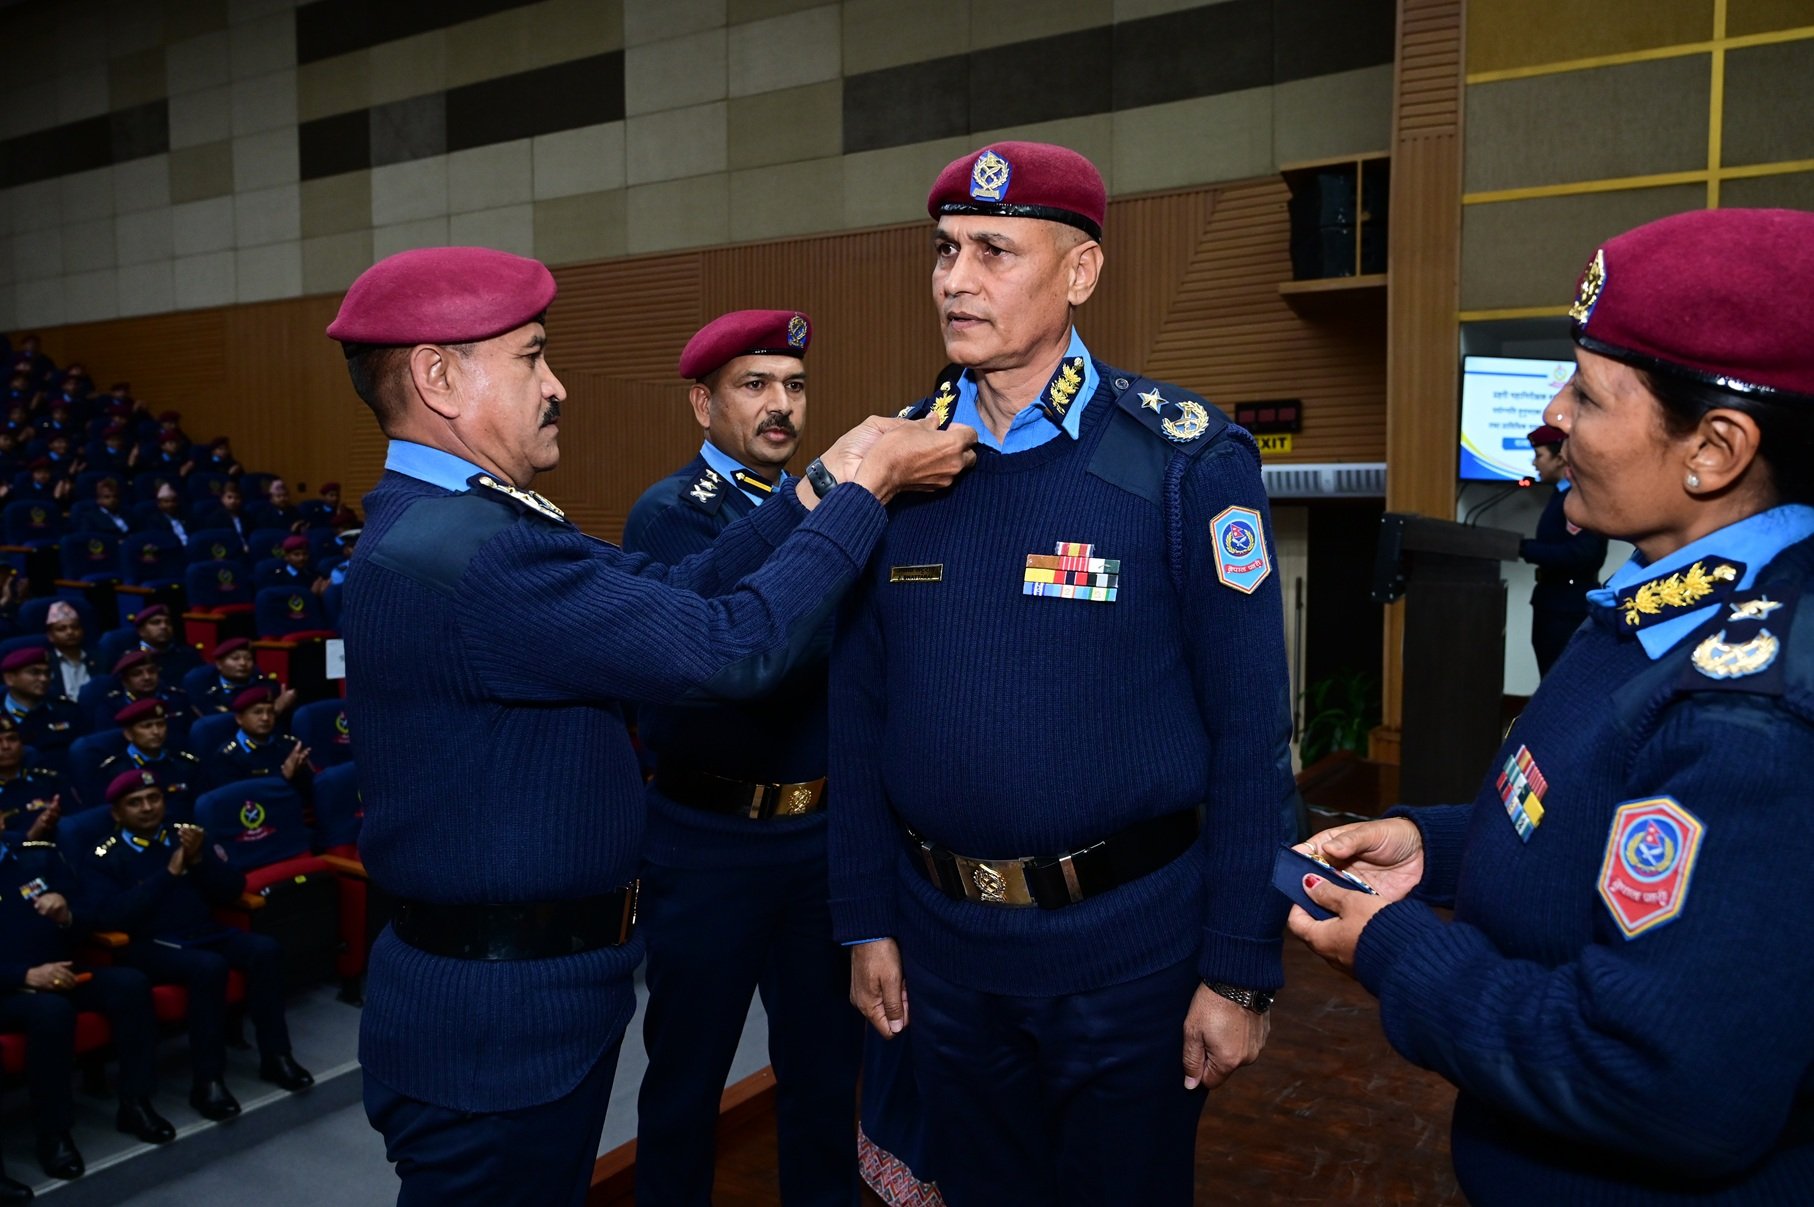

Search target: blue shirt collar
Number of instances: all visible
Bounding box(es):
[384,440,491,494]
[1587,504,1814,658]
[951,328,1099,454]
[236,728,260,751]
[127,742,161,764]
[697,440,785,507]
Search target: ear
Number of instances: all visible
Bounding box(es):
[1686,408,1764,494]
[408,345,459,421]
[687,382,713,432]
[1065,240,1103,308]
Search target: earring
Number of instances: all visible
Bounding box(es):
[1686,472,1701,490]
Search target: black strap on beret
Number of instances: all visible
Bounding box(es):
[935,201,1101,241]
[1574,331,1814,407]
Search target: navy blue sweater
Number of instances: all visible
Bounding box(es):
[0,839,80,984]
[624,454,828,869]
[828,366,1296,996]
[1356,536,1814,1203]
[345,468,884,1112]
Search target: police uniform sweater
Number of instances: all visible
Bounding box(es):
[83,828,245,937]
[1354,536,1814,1204]
[625,455,827,870]
[829,368,1296,997]
[1,841,79,983]
[345,469,885,1113]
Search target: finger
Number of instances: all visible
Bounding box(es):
[1301,873,1351,913]
[881,978,906,1034]
[1285,903,1319,941]
[1181,1028,1207,1090]
[858,995,895,1040]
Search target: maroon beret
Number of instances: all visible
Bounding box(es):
[1527,425,1565,449]
[133,604,168,624]
[0,647,45,674]
[212,637,251,660]
[326,247,558,347]
[281,535,310,552]
[157,410,180,423]
[106,767,160,805]
[115,697,167,726]
[927,142,1106,240]
[113,649,153,675]
[1570,208,1814,401]
[160,431,183,445]
[232,684,274,712]
[319,481,340,494]
[102,423,127,439]
[28,457,48,471]
[678,310,812,380]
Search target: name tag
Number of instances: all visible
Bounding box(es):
[890,564,944,584]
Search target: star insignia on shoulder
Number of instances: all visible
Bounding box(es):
[1138,387,1167,413]
[1728,596,1784,622]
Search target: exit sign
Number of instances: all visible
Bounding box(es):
[1255,433,1294,455]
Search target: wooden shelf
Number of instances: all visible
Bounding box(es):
[1278,273,1386,315]
[1278,273,1386,296]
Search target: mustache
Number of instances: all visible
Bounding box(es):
[756,414,797,438]
[539,399,562,426]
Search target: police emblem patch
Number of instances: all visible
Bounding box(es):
[239,801,266,830]
[1597,796,1702,939]
[786,314,808,348]
[1496,744,1547,842]
[1210,506,1270,594]
[970,149,1011,202]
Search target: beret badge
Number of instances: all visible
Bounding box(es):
[969,149,1011,202]
[786,314,808,349]
[1569,248,1606,325]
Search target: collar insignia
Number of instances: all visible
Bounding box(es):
[472,474,566,523]
[1692,627,1780,679]
[1617,560,1740,629]
[731,469,774,497]
[930,380,956,426]
[970,149,1010,201]
[1041,357,1085,423]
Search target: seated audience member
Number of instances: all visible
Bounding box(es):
[188,639,290,716]
[0,714,68,835]
[142,431,189,479]
[45,600,96,703]
[90,424,132,475]
[264,534,327,594]
[16,457,67,503]
[79,477,132,537]
[0,431,22,480]
[44,433,79,477]
[197,437,241,477]
[3,373,29,406]
[96,699,201,817]
[37,402,73,440]
[251,478,304,533]
[302,482,358,530]
[1,814,174,1182]
[145,481,192,546]
[199,482,251,543]
[201,686,308,790]
[2,648,84,767]
[81,770,313,1121]
[87,650,191,733]
[130,605,205,683]
[322,528,359,586]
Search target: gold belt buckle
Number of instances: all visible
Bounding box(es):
[769,777,826,818]
[951,854,1036,907]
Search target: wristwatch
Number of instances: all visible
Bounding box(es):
[1205,980,1275,1015]
[804,457,838,500]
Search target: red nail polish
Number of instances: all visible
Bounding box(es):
[1302,874,1322,891]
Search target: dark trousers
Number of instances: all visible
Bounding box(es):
[118,930,290,1082]
[0,967,159,1135]
[1531,609,1585,678]
[904,954,1207,1207]
[636,856,862,1206]
[365,1037,622,1207]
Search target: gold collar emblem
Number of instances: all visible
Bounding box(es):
[1569,248,1606,323]
[930,381,957,425]
[1619,561,1737,626]
[1045,358,1084,416]
[474,474,566,522]
[1692,627,1779,679]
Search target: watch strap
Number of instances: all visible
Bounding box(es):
[1205,980,1274,1015]
[804,457,838,500]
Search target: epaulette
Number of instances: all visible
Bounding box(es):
[1676,583,1804,700]
[26,767,55,778]
[465,473,567,525]
[173,750,199,764]
[94,834,118,857]
[681,466,728,515]
[1115,376,1227,455]
[1088,372,1233,504]
[895,364,963,427]
[21,840,54,848]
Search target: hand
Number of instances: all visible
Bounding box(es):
[32,891,71,927]
[818,416,905,486]
[281,744,311,779]
[168,845,186,875]
[851,417,979,505]
[1287,873,1396,977]
[179,825,205,866]
[25,962,77,992]
[850,939,909,1038]
[25,795,60,841]
[311,578,328,596]
[273,687,298,715]
[1298,817,1424,904]
[1182,985,1269,1090]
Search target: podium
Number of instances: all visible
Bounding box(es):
[1372,514,1523,805]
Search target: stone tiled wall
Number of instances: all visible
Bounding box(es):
[0,0,1396,331]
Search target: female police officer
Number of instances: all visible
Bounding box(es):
[1290,208,1814,1204]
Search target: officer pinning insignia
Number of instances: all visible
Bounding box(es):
[1496,744,1548,842]
[1211,506,1271,593]
[470,474,568,524]
[1597,795,1703,939]
[1616,559,1742,628]
[1024,541,1119,601]
[969,148,1011,201]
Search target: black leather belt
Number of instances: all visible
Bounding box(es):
[904,808,1200,909]
[391,886,638,960]
[654,765,827,820]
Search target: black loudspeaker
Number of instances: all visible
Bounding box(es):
[1291,226,1358,280]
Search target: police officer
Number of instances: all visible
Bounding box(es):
[185,638,290,716]
[623,311,863,1205]
[329,246,973,1206]
[1,815,174,1180]
[1,647,84,772]
[0,714,67,836]
[81,769,313,1121]
[44,600,96,704]
[199,686,308,790]
[828,143,1296,1205]
[83,650,191,743]
[1520,423,1608,676]
[128,604,205,684]
[96,699,202,817]
[1291,208,1814,1202]
[263,534,328,594]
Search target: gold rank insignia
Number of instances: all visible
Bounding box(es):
[1045,357,1084,417]
[1692,627,1780,679]
[1569,248,1606,323]
[1728,596,1784,622]
[1619,561,1739,627]
[930,380,957,426]
[1162,399,1211,442]
[473,474,567,523]
[969,149,1011,201]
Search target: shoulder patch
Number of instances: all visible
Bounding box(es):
[1117,377,1227,454]
[1597,795,1703,939]
[682,466,727,515]
[362,491,521,598]
[1211,505,1272,593]
[1679,584,1801,697]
